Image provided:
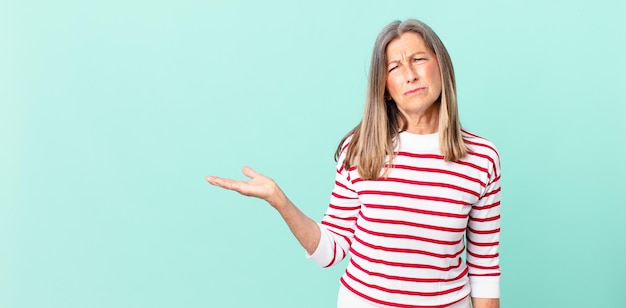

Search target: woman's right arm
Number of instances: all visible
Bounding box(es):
[206,166,321,254]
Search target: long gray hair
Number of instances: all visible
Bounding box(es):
[336,19,467,180]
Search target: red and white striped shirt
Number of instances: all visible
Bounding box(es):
[308,130,501,307]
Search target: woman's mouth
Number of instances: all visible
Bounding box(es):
[404,87,425,95]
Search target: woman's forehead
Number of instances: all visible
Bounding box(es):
[386,32,432,62]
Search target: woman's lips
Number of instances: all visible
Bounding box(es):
[404,87,425,95]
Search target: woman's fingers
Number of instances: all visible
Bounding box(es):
[207,167,261,186]
[205,176,221,186]
[242,166,262,179]
[206,167,277,200]
[205,176,237,190]
[206,174,260,196]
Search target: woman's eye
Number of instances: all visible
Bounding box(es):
[413,58,425,63]
[388,66,398,72]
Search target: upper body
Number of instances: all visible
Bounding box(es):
[309,130,501,307]
[309,20,501,307]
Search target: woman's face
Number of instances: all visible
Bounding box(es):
[385,32,442,118]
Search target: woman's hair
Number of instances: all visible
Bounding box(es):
[335,19,467,180]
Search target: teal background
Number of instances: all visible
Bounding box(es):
[2,0,625,307]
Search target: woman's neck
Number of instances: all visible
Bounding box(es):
[401,105,439,134]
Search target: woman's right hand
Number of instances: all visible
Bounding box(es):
[206,166,321,254]
[205,166,284,208]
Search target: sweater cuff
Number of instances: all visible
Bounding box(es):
[470,276,500,298]
[305,223,332,267]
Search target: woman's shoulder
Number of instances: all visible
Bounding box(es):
[461,129,500,163]
[334,132,356,165]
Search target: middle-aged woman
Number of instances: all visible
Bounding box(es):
[206,19,501,308]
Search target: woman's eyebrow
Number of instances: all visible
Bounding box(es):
[387,51,428,65]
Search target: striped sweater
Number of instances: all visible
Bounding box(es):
[308,130,501,307]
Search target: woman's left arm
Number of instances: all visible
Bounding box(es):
[466,144,502,304]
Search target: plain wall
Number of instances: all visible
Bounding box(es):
[2,0,625,307]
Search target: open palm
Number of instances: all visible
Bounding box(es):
[206,166,278,202]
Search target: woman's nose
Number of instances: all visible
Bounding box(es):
[404,66,418,83]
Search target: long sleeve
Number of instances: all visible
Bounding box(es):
[308,144,362,268]
[466,151,501,298]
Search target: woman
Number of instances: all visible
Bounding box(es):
[206,19,501,308]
